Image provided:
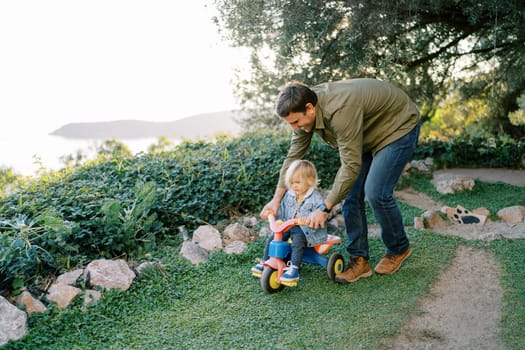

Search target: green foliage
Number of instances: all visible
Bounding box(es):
[99,181,161,256]
[146,136,176,154]
[59,139,133,168]
[415,134,525,169]
[508,92,525,127]
[0,130,521,294]
[0,166,23,198]
[0,210,76,293]
[95,139,133,158]
[215,1,525,138]
[420,90,488,140]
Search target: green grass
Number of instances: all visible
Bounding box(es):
[488,239,525,350]
[4,179,525,349]
[6,231,461,350]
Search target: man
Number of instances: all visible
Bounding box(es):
[260,78,421,283]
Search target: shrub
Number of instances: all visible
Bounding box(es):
[0,210,76,294]
[1,130,521,294]
[415,134,525,168]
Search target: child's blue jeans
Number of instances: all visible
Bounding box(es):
[262,226,307,267]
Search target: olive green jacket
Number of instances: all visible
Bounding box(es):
[277,78,420,205]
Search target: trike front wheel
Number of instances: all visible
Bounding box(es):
[261,267,284,294]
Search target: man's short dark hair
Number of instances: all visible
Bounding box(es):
[276,82,318,117]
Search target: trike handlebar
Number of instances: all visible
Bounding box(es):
[267,214,304,234]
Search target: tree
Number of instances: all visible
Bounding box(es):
[147,136,176,154]
[96,139,133,158]
[214,0,525,137]
[0,167,22,197]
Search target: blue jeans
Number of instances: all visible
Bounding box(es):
[262,226,307,267]
[342,122,420,259]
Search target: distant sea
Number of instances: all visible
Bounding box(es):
[2,112,241,176]
[1,131,166,176]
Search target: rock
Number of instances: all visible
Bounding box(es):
[258,226,272,238]
[180,240,209,265]
[472,207,490,217]
[56,269,84,285]
[497,205,525,223]
[223,223,252,245]
[135,261,163,275]
[441,205,486,225]
[422,210,449,229]
[0,295,27,346]
[479,232,505,242]
[83,289,102,307]
[84,259,136,291]
[242,216,258,227]
[414,216,425,229]
[224,240,247,254]
[192,225,223,252]
[47,283,82,309]
[410,157,433,172]
[432,174,475,194]
[14,290,47,316]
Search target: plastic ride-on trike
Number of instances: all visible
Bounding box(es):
[254,214,345,293]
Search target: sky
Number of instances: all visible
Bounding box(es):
[0,0,250,136]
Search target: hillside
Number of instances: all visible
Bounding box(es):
[50,110,244,139]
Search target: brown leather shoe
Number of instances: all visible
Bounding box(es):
[374,246,412,275]
[335,257,372,284]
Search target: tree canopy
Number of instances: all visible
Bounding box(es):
[214,0,525,138]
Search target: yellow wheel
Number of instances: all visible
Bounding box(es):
[327,253,345,280]
[261,267,284,293]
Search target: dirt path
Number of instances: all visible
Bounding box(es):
[389,246,504,350]
[388,168,524,349]
[395,187,443,211]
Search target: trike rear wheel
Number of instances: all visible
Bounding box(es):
[327,253,345,280]
[261,267,284,293]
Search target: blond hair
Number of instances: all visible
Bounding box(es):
[284,160,319,190]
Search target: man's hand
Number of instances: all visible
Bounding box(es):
[305,209,329,229]
[260,187,287,220]
[260,200,279,220]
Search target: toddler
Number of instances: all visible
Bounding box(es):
[251,160,327,283]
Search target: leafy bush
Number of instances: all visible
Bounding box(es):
[0,130,522,294]
[0,210,76,294]
[415,134,525,168]
[0,167,22,197]
[98,181,162,256]
[0,131,339,293]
